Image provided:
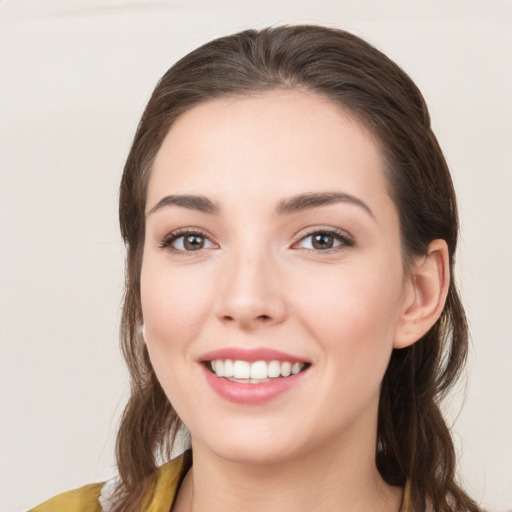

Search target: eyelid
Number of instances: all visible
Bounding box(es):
[158,227,218,253]
[291,227,355,252]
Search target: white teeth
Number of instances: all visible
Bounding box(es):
[223,359,234,377]
[250,360,268,379]
[281,361,292,377]
[291,362,302,375]
[210,359,306,380]
[215,360,224,377]
[233,360,250,379]
[267,360,281,378]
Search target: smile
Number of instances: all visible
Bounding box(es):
[200,348,311,404]
[209,359,307,382]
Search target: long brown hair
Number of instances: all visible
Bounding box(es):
[116,25,481,511]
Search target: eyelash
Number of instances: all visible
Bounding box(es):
[294,228,354,253]
[158,228,214,254]
[158,227,354,254]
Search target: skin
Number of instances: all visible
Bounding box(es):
[141,91,449,512]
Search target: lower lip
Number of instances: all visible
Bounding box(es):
[201,365,308,404]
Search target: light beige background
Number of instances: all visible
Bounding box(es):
[1,1,511,511]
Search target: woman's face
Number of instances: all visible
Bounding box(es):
[141,91,411,464]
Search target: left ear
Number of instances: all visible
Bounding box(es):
[393,239,450,349]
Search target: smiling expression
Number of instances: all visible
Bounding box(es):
[141,90,411,464]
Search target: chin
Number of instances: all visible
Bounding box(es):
[191,422,308,466]
[216,444,300,466]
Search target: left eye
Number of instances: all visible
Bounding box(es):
[295,231,351,251]
[165,232,215,252]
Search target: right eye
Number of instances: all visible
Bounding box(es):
[160,230,216,253]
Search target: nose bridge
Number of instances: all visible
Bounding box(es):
[216,237,286,328]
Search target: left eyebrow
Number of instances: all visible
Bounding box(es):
[276,191,375,219]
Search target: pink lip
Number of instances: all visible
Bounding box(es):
[200,347,308,363]
[201,364,308,405]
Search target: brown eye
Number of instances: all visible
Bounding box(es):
[295,230,354,252]
[181,234,206,251]
[311,233,335,249]
[161,231,216,252]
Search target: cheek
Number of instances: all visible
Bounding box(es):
[140,261,216,412]
[295,261,404,362]
[140,260,214,356]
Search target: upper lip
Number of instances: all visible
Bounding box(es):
[199,347,309,364]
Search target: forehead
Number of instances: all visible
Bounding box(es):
[148,90,390,214]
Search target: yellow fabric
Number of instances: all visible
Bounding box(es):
[28,482,104,512]
[400,480,411,512]
[29,452,410,512]
[140,452,190,512]
[28,453,189,512]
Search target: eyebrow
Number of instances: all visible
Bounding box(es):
[276,191,375,218]
[147,191,374,219]
[147,194,220,216]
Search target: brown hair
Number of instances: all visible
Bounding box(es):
[116,25,481,511]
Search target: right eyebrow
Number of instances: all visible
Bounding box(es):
[146,194,220,217]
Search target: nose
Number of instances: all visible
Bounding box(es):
[214,249,287,331]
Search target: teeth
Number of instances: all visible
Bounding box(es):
[217,360,225,377]
[223,359,234,377]
[233,360,250,379]
[210,359,306,380]
[268,360,281,378]
[291,362,302,375]
[250,360,267,379]
[281,362,292,377]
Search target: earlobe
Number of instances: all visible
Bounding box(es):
[393,239,450,349]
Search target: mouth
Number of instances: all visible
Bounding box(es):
[199,348,311,403]
[206,359,310,384]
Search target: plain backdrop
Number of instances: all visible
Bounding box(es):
[1,1,511,511]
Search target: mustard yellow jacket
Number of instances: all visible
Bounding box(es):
[29,453,189,512]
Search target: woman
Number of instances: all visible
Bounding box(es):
[31,25,482,512]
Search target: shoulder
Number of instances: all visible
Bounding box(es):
[28,451,191,512]
[28,482,104,512]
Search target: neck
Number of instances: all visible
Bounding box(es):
[174,434,402,512]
